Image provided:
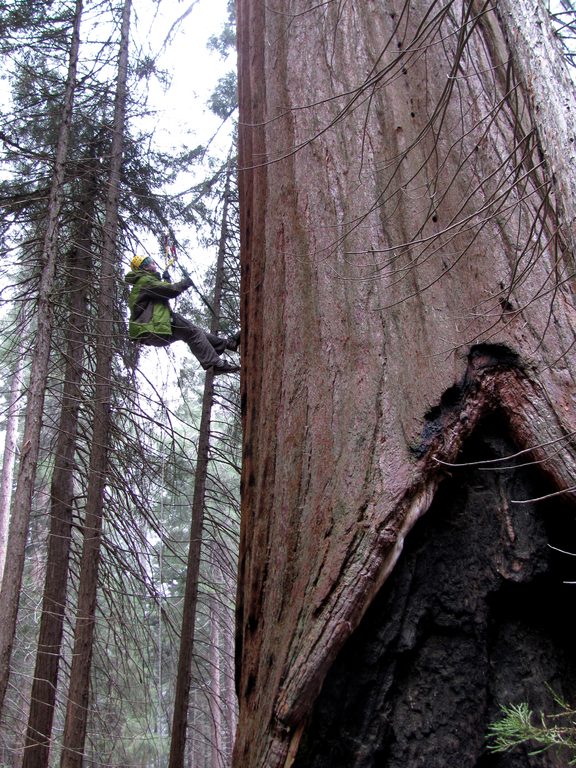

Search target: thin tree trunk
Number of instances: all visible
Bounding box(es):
[168,159,234,768]
[0,345,25,582]
[213,535,238,765]
[222,566,237,761]
[168,357,216,768]
[59,3,131,765]
[209,566,223,768]
[189,689,201,767]
[0,0,83,715]
[23,141,99,768]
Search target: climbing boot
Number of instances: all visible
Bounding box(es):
[212,361,240,376]
[226,330,241,352]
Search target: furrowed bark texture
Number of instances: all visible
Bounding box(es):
[235,1,576,765]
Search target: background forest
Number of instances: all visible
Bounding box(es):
[0,1,240,767]
[4,1,576,767]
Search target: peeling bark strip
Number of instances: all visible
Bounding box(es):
[234,0,576,765]
[495,0,576,260]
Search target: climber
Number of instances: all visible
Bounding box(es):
[125,255,240,375]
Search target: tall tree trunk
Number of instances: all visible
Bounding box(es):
[0,0,83,715]
[0,344,25,582]
[23,141,99,768]
[209,583,223,768]
[168,157,234,768]
[59,2,131,765]
[168,374,215,768]
[220,543,238,764]
[224,605,237,762]
[234,0,576,765]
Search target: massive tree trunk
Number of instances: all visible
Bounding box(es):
[234,0,576,765]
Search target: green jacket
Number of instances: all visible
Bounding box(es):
[125,269,191,343]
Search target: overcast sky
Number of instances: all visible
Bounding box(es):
[130,0,234,267]
[134,0,232,155]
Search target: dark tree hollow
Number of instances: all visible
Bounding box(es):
[294,416,576,768]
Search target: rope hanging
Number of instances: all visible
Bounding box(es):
[160,229,217,319]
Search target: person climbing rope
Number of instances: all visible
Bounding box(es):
[125,254,240,375]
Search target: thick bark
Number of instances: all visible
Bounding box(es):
[23,145,98,768]
[60,3,131,765]
[0,0,83,715]
[234,0,576,765]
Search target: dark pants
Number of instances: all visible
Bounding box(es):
[170,312,226,369]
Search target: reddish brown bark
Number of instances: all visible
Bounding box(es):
[234,1,576,765]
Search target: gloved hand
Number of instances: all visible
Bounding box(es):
[181,276,193,289]
[162,270,172,282]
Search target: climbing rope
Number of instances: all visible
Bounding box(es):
[161,229,216,319]
[162,229,183,276]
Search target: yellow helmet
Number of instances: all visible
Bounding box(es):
[130,254,148,271]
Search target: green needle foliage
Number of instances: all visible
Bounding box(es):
[487,696,576,764]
